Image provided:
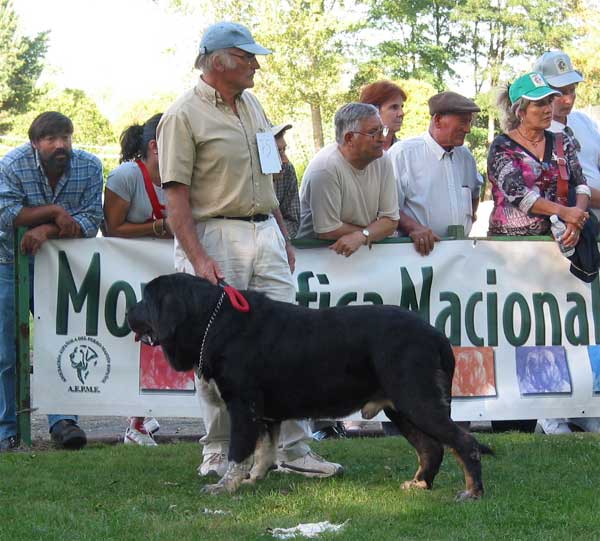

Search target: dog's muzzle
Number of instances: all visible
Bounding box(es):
[135,333,160,347]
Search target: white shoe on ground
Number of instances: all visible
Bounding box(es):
[277,451,343,478]
[124,426,158,446]
[198,452,228,477]
[539,418,572,434]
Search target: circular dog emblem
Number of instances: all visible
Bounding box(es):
[555,58,568,73]
[56,336,111,393]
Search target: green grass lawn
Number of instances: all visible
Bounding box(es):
[1,433,599,541]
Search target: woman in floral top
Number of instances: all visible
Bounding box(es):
[488,72,590,244]
[487,72,592,435]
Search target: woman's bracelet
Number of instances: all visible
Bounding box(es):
[152,219,160,237]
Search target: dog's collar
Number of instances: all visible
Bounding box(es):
[196,289,226,377]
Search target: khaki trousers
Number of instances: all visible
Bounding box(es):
[175,217,311,461]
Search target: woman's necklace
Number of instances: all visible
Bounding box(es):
[516,128,544,147]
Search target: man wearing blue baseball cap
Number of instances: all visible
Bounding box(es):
[532,51,600,436]
[157,21,342,491]
[534,51,600,221]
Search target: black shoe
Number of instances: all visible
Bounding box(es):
[0,435,18,452]
[491,420,537,433]
[50,420,87,450]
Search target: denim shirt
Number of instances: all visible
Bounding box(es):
[0,143,103,264]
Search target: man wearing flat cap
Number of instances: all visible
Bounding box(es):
[388,91,483,255]
[158,22,342,484]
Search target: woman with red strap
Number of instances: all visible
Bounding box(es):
[488,73,591,434]
[104,113,172,446]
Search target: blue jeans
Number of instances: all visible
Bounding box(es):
[0,262,77,440]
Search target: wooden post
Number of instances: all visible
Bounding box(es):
[14,227,31,447]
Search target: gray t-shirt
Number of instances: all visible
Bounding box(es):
[297,143,399,238]
[106,161,167,223]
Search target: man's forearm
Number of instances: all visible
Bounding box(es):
[365,217,398,242]
[272,208,290,240]
[14,205,61,227]
[317,223,362,240]
[590,187,600,209]
[164,183,208,272]
[397,211,424,235]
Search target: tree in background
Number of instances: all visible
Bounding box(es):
[454,0,581,142]
[565,2,600,107]
[367,0,463,91]
[113,93,178,137]
[0,0,48,134]
[169,0,352,153]
[455,0,581,95]
[255,0,350,152]
[9,88,115,146]
[8,87,117,177]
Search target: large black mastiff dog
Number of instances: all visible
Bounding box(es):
[127,273,492,499]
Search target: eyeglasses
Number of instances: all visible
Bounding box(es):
[228,52,257,65]
[351,126,390,139]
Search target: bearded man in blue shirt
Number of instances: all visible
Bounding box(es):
[0,112,103,451]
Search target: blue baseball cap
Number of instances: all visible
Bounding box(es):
[199,22,271,55]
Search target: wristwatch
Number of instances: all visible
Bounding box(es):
[361,229,371,248]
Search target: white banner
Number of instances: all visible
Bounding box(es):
[32,237,600,421]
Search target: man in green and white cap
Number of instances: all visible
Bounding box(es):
[158,21,342,486]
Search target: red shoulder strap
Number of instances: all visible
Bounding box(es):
[554,133,569,205]
[136,160,165,220]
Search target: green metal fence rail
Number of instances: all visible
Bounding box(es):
[14,227,31,446]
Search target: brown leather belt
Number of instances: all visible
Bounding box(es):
[213,214,270,222]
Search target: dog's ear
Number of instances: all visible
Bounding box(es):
[156,292,187,344]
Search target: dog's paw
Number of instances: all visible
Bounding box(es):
[455,489,483,502]
[400,479,429,490]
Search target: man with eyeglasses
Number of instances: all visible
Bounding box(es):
[157,21,342,482]
[534,51,600,222]
[388,91,482,255]
[297,102,399,256]
[533,51,600,436]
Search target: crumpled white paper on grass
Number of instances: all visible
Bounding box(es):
[268,520,349,539]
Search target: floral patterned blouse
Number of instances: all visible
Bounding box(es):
[487,131,587,236]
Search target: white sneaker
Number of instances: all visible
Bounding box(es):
[124,426,158,446]
[539,418,572,434]
[277,451,343,478]
[198,452,228,477]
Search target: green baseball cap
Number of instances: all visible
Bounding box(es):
[508,72,561,104]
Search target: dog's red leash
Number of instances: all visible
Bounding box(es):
[219,280,250,313]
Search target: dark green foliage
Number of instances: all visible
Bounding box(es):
[0,0,48,134]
